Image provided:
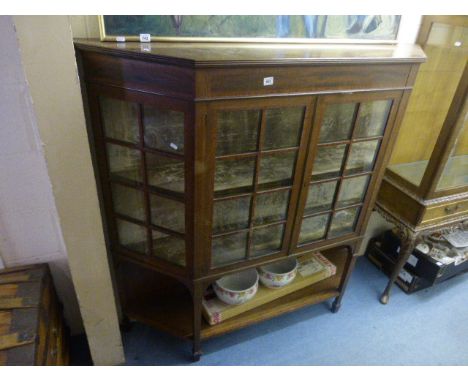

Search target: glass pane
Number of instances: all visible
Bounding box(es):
[345,140,380,175]
[436,97,468,190]
[216,110,260,155]
[336,175,370,208]
[100,97,139,143]
[329,207,360,238]
[299,214,330,244]
[388,22,468,187]
[212,196,251,234]
[111,183,145,221]
[146,152,184,193]
[150,194,185,233]
[319,103,356,143]
[263,107,304,150]
[117,219,147,254]
[214,157,256,195]
[254,190,290,225]
[107,143,143,183]
[212,232,248,267]
[304,181,338,214]
[258,151,297,189]
[143,106,184,154]
[251,224,285,257]
[311,144,347,181]
[355,100,392,138]
[152,230,185,266]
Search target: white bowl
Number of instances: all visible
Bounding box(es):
[213,268,259,305]
[258,258,298,289]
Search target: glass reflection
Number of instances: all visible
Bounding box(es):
[319,103,356,143]
[144,106,184,154]
[216,110,260,155]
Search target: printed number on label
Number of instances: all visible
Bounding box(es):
[140,34,151,42]
[263,77,274,86]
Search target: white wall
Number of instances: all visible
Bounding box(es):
[0,16,82,332]
[398,15,423,43]
[12,15,125,365]
[0,15,124,365]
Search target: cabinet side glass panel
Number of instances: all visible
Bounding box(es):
[116,219,147,254]
[100,97,139,143]
[143,106,185,154]
[436,97,468,190]
[107,143,143,183]
[111,183,146,222]
[388,22,468,186]
[146,152,185,194]
[152,230,186,266]
[150,194,185,233]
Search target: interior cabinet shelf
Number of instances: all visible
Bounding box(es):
[124,248,346,341]
[75,39,425,359]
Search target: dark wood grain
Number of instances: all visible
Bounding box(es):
[75,40,424,359]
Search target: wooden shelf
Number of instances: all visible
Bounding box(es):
[124,248,346,340]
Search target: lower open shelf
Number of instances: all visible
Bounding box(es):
[124,248,347,340]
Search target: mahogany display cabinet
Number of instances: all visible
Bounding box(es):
[376,16,468,304]
[74,39,425,360]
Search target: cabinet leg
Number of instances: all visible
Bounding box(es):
[191,282,203,362]
[331,249,356,313]
[120,315,133,333]
[380,233,417,305]
[331,299,341,313]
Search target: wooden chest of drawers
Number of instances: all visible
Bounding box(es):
[0,264,69,366]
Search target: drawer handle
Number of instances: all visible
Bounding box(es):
[445,205,459,214]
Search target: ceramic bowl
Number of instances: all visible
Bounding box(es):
[258,258,298,289]
[213,268,259,305]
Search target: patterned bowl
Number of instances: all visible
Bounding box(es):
[213,268,259,305]
[258,258,298,289]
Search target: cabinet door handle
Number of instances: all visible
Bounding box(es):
[445,204,459,214]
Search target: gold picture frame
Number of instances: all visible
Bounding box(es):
[98,15,402,44]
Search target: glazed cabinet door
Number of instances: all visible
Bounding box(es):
[291,91,403,251]
[202,97,315,271]
[87,85,193,275]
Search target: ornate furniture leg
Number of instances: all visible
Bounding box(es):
[191,282,203,362]
[331,247,357,313]
[379,229,418,305]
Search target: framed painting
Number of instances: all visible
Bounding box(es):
[99,15,402,43]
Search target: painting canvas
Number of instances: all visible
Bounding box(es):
[100,15,401,42]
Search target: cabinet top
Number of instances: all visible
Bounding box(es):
[74,39,426,68]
